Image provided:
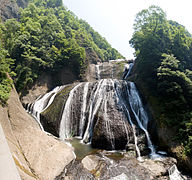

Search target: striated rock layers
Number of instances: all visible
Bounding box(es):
[0,0,28,21]
[29,78,150,155]
[0,87,75,180]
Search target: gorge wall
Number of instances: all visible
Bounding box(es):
[0,86,75,179]
[26,60,159,158]
[11,59,191,179]
[0,0,28,21]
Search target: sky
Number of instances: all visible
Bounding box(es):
[63,0,192,59]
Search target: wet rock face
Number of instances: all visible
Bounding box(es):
[0,0,28,21]
[57,152,179,180]
[36,79,147,151]
[0,87,75,180]
[27,60,153,156]
[40,84,76,136]
[91,113,134,150]
[86,60,130,81]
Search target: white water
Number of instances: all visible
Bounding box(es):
[82,79,106,143]
[113,80,142,159]
[79,82,89,137]
[127,82,157,157]
[59,83,82,139]
[96,64,101,80]
[58,76,156,159]
[124,63,134,80]
[28,61,159,161]
[169,164,184,180]
[103,80,115,149]
[128,82,163,159]
[28,86,64,130]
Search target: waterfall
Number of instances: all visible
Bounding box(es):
[79,82,89,137]
[82,79,107,143]
[113,80,142,160]
[95,64,101,80]
[58,62,157,158]
[127,82,156,156]
[28,60,159,160]
[168,164,184,180]
[27,86,64,130]
[59,83,82,139]
[124,63,133,80]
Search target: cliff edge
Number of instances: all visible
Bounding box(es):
[0,86,75,180]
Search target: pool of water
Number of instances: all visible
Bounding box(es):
[66,137,99,160]
[66,137,126,161]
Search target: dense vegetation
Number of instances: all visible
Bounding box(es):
[0,0,124,103]
[130,6,192,157]
[0,22,13,105]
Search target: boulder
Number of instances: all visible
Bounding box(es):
[0,87,75,179]
[81,155,100,172]
[62,151,180,180]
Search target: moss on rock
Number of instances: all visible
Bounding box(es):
[40,84,76,137]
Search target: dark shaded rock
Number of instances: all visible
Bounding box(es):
[91,112,133,150]
[21,68,79,105]
[29,79,149,152]
[157,126,192,174]
[56,152,185,180]
[0,0,28,21]
[40,84,76,137]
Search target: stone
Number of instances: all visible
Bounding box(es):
[110,173,129,180]
[0,87,75,179]
[0,124,21,180]
[81,155,100,172]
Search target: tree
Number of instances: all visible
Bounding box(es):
[130,5,192,156]
[0,23,13,105]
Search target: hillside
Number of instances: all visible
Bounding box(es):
[130,5,192,171]
[0,0,124,105]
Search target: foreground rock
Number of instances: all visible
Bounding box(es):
[58,151,189,180]
[0,87,75,180]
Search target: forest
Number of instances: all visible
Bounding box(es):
[130,5,192,157]
[0,0,124,104]
[1,0,192,166]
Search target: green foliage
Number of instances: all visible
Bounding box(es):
[1,0,123,91]
[0,24,13,105]
[130,5,192,156]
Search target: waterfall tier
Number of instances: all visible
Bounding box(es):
[26,61,156,156]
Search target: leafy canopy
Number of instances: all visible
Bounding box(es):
[130,5,192,156]
[1,0,124,92]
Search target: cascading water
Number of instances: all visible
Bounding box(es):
[113,80,142,160]
[28,60,159,160]
[25,60,188,180]
[27,86,64,130]
[59,83,82,139]
[127,82,157,158]
[79,82,89,137]
[95,64,101,80]
[124,63,133,80]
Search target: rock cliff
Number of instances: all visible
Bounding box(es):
[0,86,75,179]
[0,0,28,21]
